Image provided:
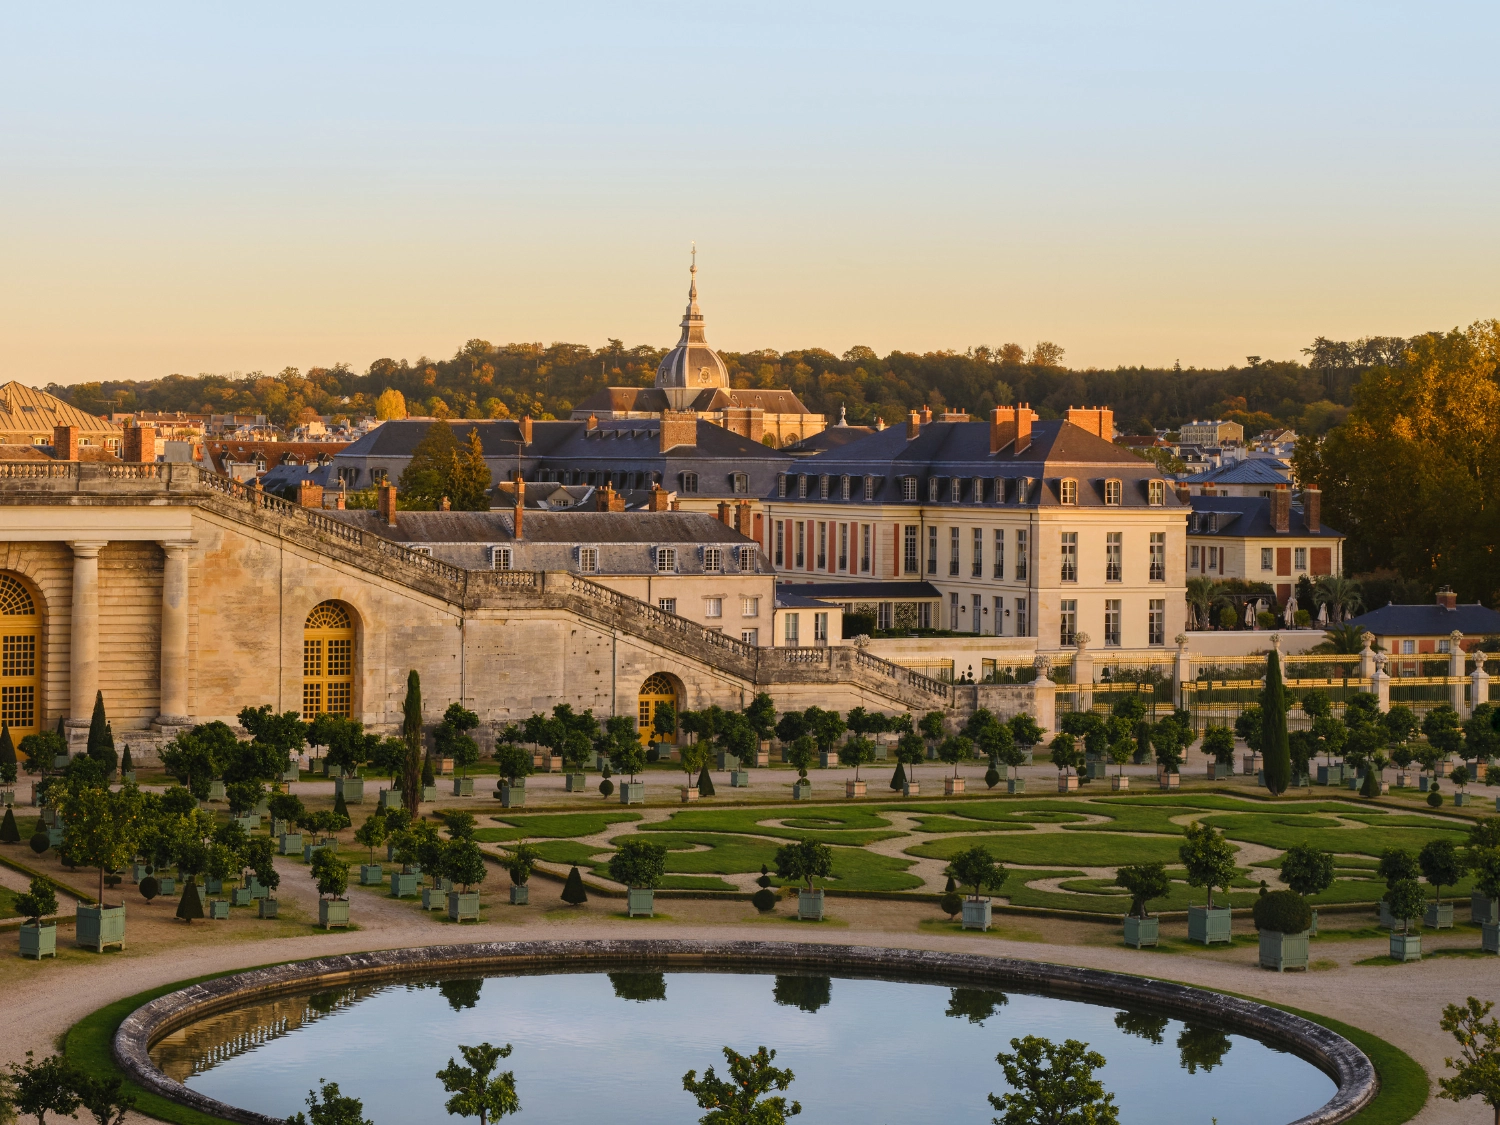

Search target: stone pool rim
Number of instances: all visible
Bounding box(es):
[114,939,1376,1125]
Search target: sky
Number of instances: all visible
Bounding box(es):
[2,2,1497,385]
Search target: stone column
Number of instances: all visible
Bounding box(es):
[1470,663,1490,730]
[1371,652,1390,713]
[1173,633,1193,709]
[1450,630,1468,716]
[158,541,193,725]
[67,541,108,740]
[1072,635,1093,713]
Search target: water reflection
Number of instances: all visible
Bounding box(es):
[1177,1024,1233,1074]
[1114,1011,1170,1046]
[772,975,831,1013]
[946,988,1009,1025]
[608,971,666,1002]
[439,978,484,1012]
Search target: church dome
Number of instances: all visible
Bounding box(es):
[655,252,729,395]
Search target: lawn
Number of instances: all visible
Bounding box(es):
[907,832,1189,868]
[489,811,643,838]
[634,808,903,845]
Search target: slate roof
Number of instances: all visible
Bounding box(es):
[776,581,943,600]
[1183,458,1291,486]
[547,418,786,463]
[0,381,120,437]
[1186,496,1342,539]
[335,419,578,459]
[783,426,876,456]
[324,509,755,545]
[1345,603,1500,637]
[573,386,813,415]
[206,440,348,474]
[259,460,337,498]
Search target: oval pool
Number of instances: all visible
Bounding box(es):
[149,966,1338,1125]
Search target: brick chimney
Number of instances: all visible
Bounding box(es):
[717,501,732,526]
[334,486,346,510]
[735,500,752,536]
[123,424,155,463]
[990,406,1016,454]
[596,483,624,512]
[519,415,533,445]
[1436,586,1458,611]
[511,472,525,538]
[1064,406,1114,440]
[1014,403,1032,455]
[1302,485,1321,534]
[648,483,672,512]
[377,481,399,527]
[659,410,697,451]
[907,410,922,441]
[1271,484,1291,533]
[51,425,79,461]
[722,406,764,442]
[439,496,451,511]
[298,480,324,509]
[938,410,970,422]
[1174,482,1192,505]
[586,413,599,431]
[921,405,932,424]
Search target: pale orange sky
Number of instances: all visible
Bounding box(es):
[2,4,1496,385]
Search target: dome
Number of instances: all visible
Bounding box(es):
[655,253,729,402]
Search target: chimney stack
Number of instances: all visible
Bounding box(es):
[123,424,155,463]
[586,413,599,431]
[439,496,451,511]
[659,410,697,451]
[596,483,624,512]
[647,483,672,512]
[722,405,764,442]
[1014,403,1033,454]
[921,405,932,424]
[377,481,399,527]
[1271,484,1290,533]
[1436,586,1458,611]
[1064,406,1115,440]
[1174,483,1192,505]
[51,425,79,461]
[735,500,753,537]
[519,415,533,445]
[1302,485,1321,534]
[990,406,1016,454]
[906,410,922,441]
[297,480,324,509]
[511,472,525,538]
[717,501,732,526]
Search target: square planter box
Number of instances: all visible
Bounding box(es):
[1110,776,1130,791]
[945,777,966,795]
[230,886,254,906]
[755,750,771,767]
[730,770,750,788]
[680,786,699,802]
[1424,902,1454,929]
[1389,932,1422,961]
[19,922,57,960]
[1394,773,1410,789]
[245,877,269,900]
[130,863,151,884]
[510,884,529,905]
[819,751,836,770]
[335,777,365,804]
[1419,775,1433,792]
[437,758,454,775]
[1435,758,1452,777]
[1481,923,1500,954]
[619,782,645,805]
[1258,929,1310,972]
[420,785,438,803]
[204,876,223,895]
[47,827,64,848]
[40,807,57,827]
[564,773,589,793]
[422,886,447,910]
[234,814,260,832]
[76,904,126,952]
[258,897,279,918]
[798,889,825,921]
[302,842,329,863]
[208,899,230,920]
[1187,904,1232,945]
[1007,778,1026,795]
[627,888,655,917]
[1317,764,1344,785]
[207,781,226,801]
[1309,908,1319,937]
[793,780,813,800]
[0,790,12,806]
[1207,762,1231,780]
[1242,752,1262,776]
[1292,774,1311,788]
[1345,776,1362,791]
[378,789,401,811]
[360,864,384,885]
[1057,773,1079,792]
[1454,793,1470,807]
[1378,900,1396,929]
[279,833,303,855]
[717,751,741,771]
[448,890,481,922]
[282,765,301,783]
[845,780,867,798]
[158,877,176,896]
[1472,893,1500,926]
[539,754,561,773]
[499,783,526,808]
[452,777,475,797]
[961,897,992,932]
[1123,915,1159,948]
[319,899,350,929]
[1085,760,1108,781]
[1159,772,1180,790]
[902,781,920,797]
[390,871,419,897]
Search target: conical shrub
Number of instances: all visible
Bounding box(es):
[0,808,19,844]
[176,876,204,922]
[890,761,906,791]
[1260,649,1291,795]
[697,764,715,797]
[334,790,349,819]
[561,865,588,905]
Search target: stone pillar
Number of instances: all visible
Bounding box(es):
[1072,635,1093,713]
[1173,633,1193,709]
[1030,670,1057,735]
[67,541,108,741]
[1356,632,1376,680]
[1450,630,1468,716]
[1371,652,1390,713]
[1470,663,1489,727]
[158,541,193,725]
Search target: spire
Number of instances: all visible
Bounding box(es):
[678,243,707,346]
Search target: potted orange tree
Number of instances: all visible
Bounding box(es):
[1254,888,1312,972]
[444,837,487,922]
[947,844,1007,932]
[839,735,875,798]
[312,848,350,928]
[1419,838,1464,929]
[1180,821,1237,944]
[505,841,538,905]
[939,735,973,796]
[493,742,532,808]
[786,736,816,800]
[56,781,140,952]
[775,838,833,921]
[609,837,668,917]
[1385,876,1425,961]
[16,876,58,959]
[1115,863,1170,948]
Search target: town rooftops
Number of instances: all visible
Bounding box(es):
[1183,458,1291,487]
[573,386,813,416]
[547,417,787,461]
[334,418,578,459]
[206,440,349,474]
[1186,495,1340,538]
[0,382,120,437]
[1346,601,1500,638]
[776,581,943,601]
[324,508,757,545]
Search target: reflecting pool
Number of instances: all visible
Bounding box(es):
[152,970,1336,1124]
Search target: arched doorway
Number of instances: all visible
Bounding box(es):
[0,574,41,739]
[303,601,355,719]
[637,672,681,746]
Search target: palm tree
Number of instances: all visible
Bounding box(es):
[1313,575,1364,624]
[1185,577,1217,631]
[1313,623,1369,655]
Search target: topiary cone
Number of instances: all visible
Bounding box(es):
[890,761,906,791]
[561,865,588,905]
[334,790,349,818]
[696,764,715,797]
[0,808,18,845]
[176,876,204,922]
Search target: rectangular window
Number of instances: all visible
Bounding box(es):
[797,475,808,499]
[863,475,874,501]
[994,596,1003,636]
[814,612,828,642]
[993,528,1004,579]
[327,682,351,718]
[861,524,871,572]
[742,597,760,617]
[778,474,788,498]
[302,681,321,719]
[1016,529,1028,581]
[973,477,984,504]
[1401,640,1415,655]
[738,546,755,570]
[1104,600,1121,646]
[1060,599,1077,646]
[0,684,35,730]
[705,597,723,618]
[950,478,962,504]
[704,546,723,573]
[303,638,322,677]
[819,475,830,500]
[577,547,598,573]
[904,526,918,573]
[927,526,937,574]
[1149,599,1165,646]
[1294,547,1307,570]
[928,477,940,503]
[785,613,800,645]
[682,472,699,493]
[973,594,982,631]
[1,634,35,677]
[840,475,851,501]
[1151,533,1166,581]
[838,522,849,571]
[1106,532,1122,582]
[949,527,960,576]
[490,546,512,571]
[972,527,983,577]
[1060,532,1077,582]
[1016,597,1028,637]
[902,477,917,501]
[658,597,677,614]
[1190,544,1200,570]
[817,522,827,569]
[656,547,678,572]
[950,592,960,630]
[1260,547,1273,571]
[878,601,893,630]
[741,628,759,645]
[1208,545,1220,572]
[795,522,805,568]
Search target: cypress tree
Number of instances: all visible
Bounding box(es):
[86,691,108,757]
[121,744,133,774]
[401,670,423,817]
[0,723,16,780]
[889,760,906,791]
[334,790,349,818]
[1261,648,1291,795]
[561,864,588,905]
[176,876,204,922]
[0,808,19,844]
[696,763,715,797]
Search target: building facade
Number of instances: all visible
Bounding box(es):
[1186,487,1342,603]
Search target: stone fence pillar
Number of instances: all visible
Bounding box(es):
[1371,652,1390,713]
[1450,631,1468,716]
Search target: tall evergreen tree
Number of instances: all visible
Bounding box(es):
[1261,648,1291,795]
[447,428,493,511]
[398,422,461,509]
[402,670,424,817]
[0,723,17,781]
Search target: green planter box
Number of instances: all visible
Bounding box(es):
[1454,793,1470,807]
[1389,931,1421,961]
[245,876,269,899]
[1086,760,1108,781]
[302,842,328,863]
[1187,904,1232,945]
[319,898,350,929]
[510,884,529,905]
[46,827,64,848]
[798,889,825,921]
[619,782,645,805]
[793,780,813,800]
[421,785,438,803]
[234,814,260,831]
[0,790,13,806]
[1258,929,1310,972]
[390,871,419,897]
[1007,778,1026,795]
[76,904,126,952]
[207,780,226,801]
[360,864,384,885]
[1123,915,1159,948]
[453,777,475,797]
[448,890,481,922]
[19,922,57,960]
[718,751,741,771]
[564,773,588,793]
[1424,902,1454,929]
[1207,762,1231,780]
[627,888,655,918]
[1317,764,1344,785]
[336,777,365,804]
[1472,894,1500,926]
[208,899,230,920]
[230,886,253,907]
[420,886,444,910]
[499,783,526,808]
[282,765,301,783]
[378,788,401,811]
[279,832,303,855]
[819,751,835,769]
[1483,923,1499,954]
[961,897,992,932]
[130,863,151,883]
[1309,908,1319,937]
[258,897,279,918]
[730,770,750,788]
[158,876,176,895]
[1378,900,1397,929]
[204,876,223,895]
[1419,775,1433,792]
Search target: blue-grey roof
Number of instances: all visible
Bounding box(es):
[1187,495,1341,539]
[1346,603,1500,637]
[1183,458,1290,486]
[776,581,943,601]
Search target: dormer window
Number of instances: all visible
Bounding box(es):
[927,477,939,502]
[797,474,808,499]
[1148,480,1166,506]
[577,546,598,573]
[902,477,918,501]
[1059,479,1078,505]
[777,473,788,498]
[819,475,830,500]
[972,477,984,504]
[731,472,748,494]
[703,546,723,573]
[737,546,755,570]
[1104,479,1122,506]
[863,474,874,501]
[949,478,962,503]
[840,475,851,501]
[993,478,1006,504]
[656,547,678,572]
[681,472,699,493]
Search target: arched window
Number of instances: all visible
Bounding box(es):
[638,673,681,743]
[0,574,41,737]
[303,601,354,719]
